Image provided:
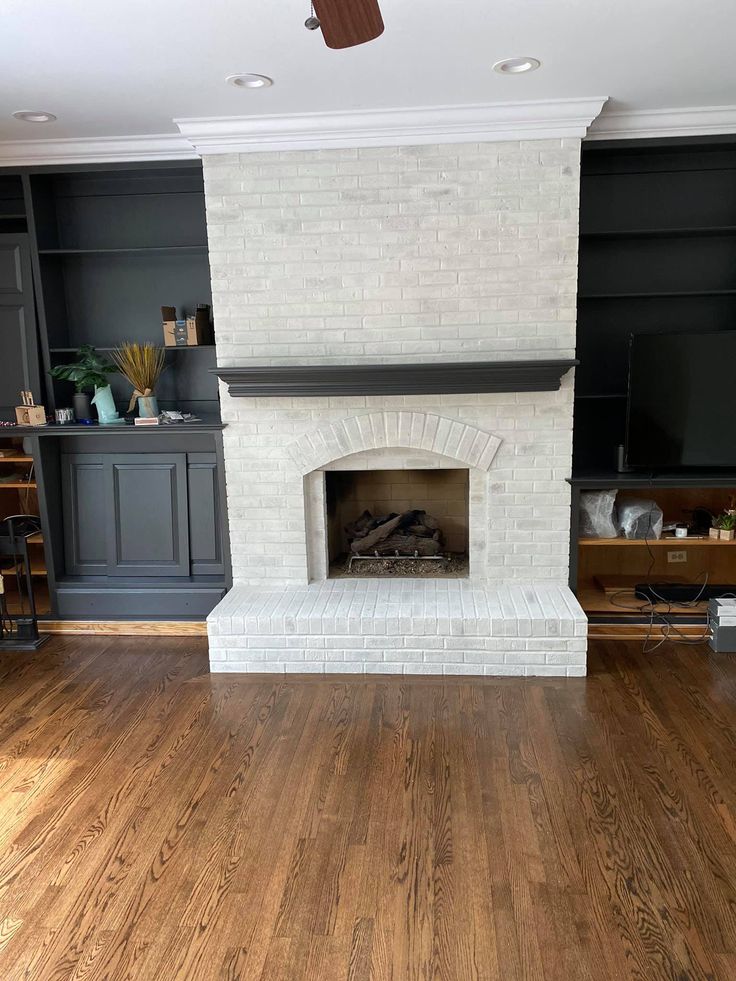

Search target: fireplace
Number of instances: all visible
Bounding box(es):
[325,468,469,578]
[202,137,590,675]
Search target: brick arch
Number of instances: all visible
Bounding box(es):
[286,410,502,474]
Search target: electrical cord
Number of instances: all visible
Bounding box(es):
[607,498,712,653]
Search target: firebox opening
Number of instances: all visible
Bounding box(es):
[325,468,469,579]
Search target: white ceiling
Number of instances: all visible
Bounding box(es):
[1,0,735,145]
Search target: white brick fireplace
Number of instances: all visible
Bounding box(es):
[200,131,589,675]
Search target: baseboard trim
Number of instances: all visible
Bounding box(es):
[40,621,208,637]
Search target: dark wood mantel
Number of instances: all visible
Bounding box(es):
[213,359,578,398]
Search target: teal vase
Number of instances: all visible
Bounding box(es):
[92,385,124,425]
[137,394,159,418]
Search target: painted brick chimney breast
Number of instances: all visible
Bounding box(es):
[203,139,587,675]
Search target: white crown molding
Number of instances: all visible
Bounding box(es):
[0,132,196,166]
[175,98,608,155]
[587,104,736,140]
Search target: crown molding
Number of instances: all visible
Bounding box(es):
[175,98,608,154]
[587,104,736,141]
[0,132,196,166]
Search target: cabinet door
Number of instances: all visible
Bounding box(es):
[105,454,189,577]
[0,234,41,420]
[61,454,108,574]
[187,453,225,575]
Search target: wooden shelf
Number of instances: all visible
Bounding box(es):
[2,583,50,616]
[577,584,709,616]
[580,225,736,240]
[0,456,32,463]
[26,532,43,545]
[579,536,736,547]
[215,359,578,398]
[0,482,37,489]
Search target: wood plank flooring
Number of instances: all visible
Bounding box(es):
[0,636,735,980]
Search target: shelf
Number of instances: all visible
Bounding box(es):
[579,536,736,547]
[0,482,37,489]
[570,471,736,488]
[578,289,736,300]
[26,532,43,545]
[2,559,47,577]
[0,456,32,463]
[50,345,215,354]
[577,584,708,616]
[575,393,627,400]
[0,213,26,221]
[38,246,208,256]
[580,225,736,240]
[215,359,579,398]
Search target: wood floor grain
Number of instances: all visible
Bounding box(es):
[0,636,735,980]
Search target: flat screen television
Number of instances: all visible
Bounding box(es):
[626,329,736,469]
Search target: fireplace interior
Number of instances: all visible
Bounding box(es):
[325,468,469,578]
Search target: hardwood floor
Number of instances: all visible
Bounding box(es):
[1,637,735,980]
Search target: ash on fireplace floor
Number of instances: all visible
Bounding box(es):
[329,553,469,579]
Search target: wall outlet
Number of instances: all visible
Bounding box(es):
[667,550,687,563]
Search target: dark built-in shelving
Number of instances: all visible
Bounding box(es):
[38,245,208,256]
[572,138,736,623]
[580,225,736,240]
[0,160,230,621]
[574,137,736,471]
[580,289,736,299]
[49,345,216,353]
[22,162,218,415]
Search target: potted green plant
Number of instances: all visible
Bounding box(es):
[49,345,118,422]
[719,512,736,541]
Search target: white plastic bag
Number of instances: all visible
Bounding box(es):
[579,489,619,538]
[616,498,663,540]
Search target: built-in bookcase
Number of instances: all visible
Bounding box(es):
[0,174,26,233]
[25,163,218,415]
[575,138,736,471]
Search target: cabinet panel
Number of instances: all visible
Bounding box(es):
[105,454,189,577]
[61,454,107,574]
[0,234,41,419]
[187,453,224,575]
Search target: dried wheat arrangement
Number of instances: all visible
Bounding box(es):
[112,342,166,411]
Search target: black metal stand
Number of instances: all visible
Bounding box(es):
[0,515,48,652]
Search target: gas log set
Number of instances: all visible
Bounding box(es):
[345,509,445,557]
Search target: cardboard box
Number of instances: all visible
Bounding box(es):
[162,304,211,347]
[15,404,47,426]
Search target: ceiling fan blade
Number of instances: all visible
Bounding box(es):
[312,0,384,49]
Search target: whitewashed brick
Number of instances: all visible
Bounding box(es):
[203,138,586,676]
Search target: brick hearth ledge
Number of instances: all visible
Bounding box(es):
[208,581,587,677]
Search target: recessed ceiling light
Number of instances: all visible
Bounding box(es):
[226,74,273,89]
[492,57,541,75]
[12,109,57,123]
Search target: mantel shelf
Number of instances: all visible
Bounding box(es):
[213,359,578,398]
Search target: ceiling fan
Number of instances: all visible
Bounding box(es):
[305,0,384,49]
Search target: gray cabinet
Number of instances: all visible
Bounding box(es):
[61,454,107,574]
[106,454,190,577]
[187,453,225,576]
[61,450,223,580]
[0,233,41,419]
